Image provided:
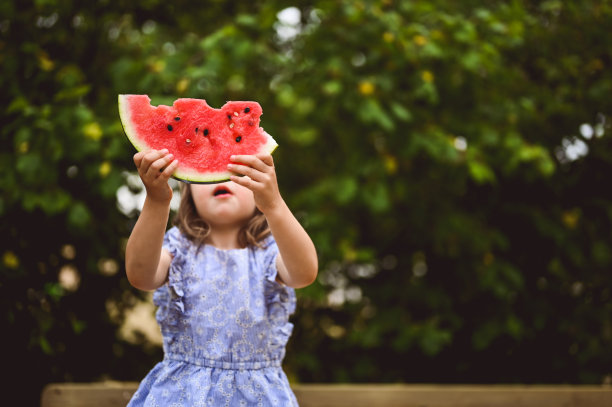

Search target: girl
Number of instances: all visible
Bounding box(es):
[125,149,318,406]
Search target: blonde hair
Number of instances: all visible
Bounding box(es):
[173,182,271,248]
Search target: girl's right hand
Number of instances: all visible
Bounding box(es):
[133,149,179,203]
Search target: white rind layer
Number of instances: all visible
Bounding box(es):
[118,95,278,184]
[118,94,150,152]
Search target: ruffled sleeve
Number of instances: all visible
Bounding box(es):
[261,235,297,315]
[154,227,188,326]
[260,235,280,283]
[260,235,297,356]
[162,226,186,259]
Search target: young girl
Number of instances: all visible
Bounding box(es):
[125,149,318,406]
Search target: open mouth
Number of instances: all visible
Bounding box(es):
[213,185,231,197]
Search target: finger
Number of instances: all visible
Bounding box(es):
[230,174,259,190]
[140,149,168,174]
[133,151,145,167]
[256,153,274,167]
[159,159,179,179]
[147,153,175,176]
[227,163,266,183]
[230,154,269,173]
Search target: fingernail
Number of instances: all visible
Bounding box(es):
[230,155,236,160]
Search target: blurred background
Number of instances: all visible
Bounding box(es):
[2,0,612,405]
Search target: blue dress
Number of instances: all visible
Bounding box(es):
[127,227,299,407]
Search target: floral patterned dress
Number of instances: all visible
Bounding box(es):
[127,227,298,407]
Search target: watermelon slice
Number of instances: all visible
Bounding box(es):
[118,95,278,184]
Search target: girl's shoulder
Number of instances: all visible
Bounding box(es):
[259,233,276,249]
[253,234,277,257]
[164,226,182,241]
[253,234,278,271]
[163,226,193,252]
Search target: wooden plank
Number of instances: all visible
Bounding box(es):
[41,382,138,407]
[293,385,612,407]
[41,382,612,407]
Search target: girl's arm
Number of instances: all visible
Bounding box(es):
[265,200,318,288]
[125,149,179,291]
[229,153,318,288]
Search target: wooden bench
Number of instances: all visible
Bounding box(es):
[41,382,612,407]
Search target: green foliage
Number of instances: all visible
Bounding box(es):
[2,0,612,404]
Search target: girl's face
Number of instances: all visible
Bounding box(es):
[189,181,256,229]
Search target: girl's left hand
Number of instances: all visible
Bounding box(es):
[228,153,283,214]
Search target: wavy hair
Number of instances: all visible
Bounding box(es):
[173,182,271,248]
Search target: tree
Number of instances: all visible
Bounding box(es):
[2,1,611,405]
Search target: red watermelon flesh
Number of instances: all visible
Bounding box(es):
[118,95,278,183]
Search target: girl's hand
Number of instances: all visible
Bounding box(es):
[228,153,283,214]
[133,149,179,203]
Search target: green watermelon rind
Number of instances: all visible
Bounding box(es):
[118,94,278,184]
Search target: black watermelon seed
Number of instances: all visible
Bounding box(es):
[227,114,232,120]
[195,127,198,133]
[167,124,173,131]
[235,136,242,142]
[204,129,209,136]
[244,107,250,113]
[174,117,180,121]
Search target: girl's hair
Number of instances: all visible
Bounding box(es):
[173,183,271,248]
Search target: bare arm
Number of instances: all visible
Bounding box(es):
[125,149,179,291]
[229,153,318,288]
[265,200,318,288]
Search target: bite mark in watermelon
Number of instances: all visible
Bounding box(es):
[118,94,278,184]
